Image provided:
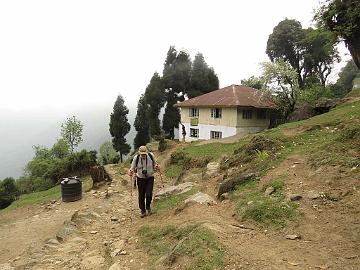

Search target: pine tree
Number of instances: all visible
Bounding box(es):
[144,72,165,138]
[134,94,150,149]
[109,95,131,162]
[162,47,191,138]
[188,53,219,98]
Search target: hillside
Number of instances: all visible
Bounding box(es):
[0,94,359,270]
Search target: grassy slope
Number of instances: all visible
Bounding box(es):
[2,176,93,212]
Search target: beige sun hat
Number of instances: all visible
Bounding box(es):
[138,145,148,155]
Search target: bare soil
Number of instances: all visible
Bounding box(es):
[0,147,359,270]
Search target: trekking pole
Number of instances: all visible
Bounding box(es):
[129,174,133,222]
[159,169,165,188]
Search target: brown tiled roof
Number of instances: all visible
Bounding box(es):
[174,84,276,108]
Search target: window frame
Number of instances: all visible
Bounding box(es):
[190,128,199,138]
[211,108,222,118]
[189,108,199,117]
[242,109,253,119]
[210,131,222,139]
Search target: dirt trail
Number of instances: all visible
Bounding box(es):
[1,144,359,270]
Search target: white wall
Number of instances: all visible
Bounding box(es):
[179,123,237,142]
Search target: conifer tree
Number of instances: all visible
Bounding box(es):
[144,72,165,138]
[109,95,131,162]
[134,94,150,149]
[188,53,219,98]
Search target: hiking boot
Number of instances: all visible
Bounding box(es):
[140,211,146,218]
[146,209,152,216]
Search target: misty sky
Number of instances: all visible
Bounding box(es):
[0,0,351,113]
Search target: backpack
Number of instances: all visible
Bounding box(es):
[133,153,155,172]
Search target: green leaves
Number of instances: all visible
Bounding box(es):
[109,95,131,161]
[61,116,83,153]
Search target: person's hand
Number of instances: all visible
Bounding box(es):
[128,169,134,177]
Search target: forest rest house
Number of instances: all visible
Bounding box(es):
[175,84,276,142]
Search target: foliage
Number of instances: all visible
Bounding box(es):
[162,47,191,139]
[188,52,219,98]
[241,75,265,90]
[138,224,224,269]
[0,177,20,209]
[144,72,165,138]
[298,84,336,105]
[315,0,360,68]
[158,132,167,152]
[302,28,340,85]
[109,94,131,162]
[134,94,150,149]
[51,139,70,159]
[262,59,300,118]
[61,116,83,153]
[330,60,359,97]
[266,18,339,88]
[255,150,270,163]
[98,141,120,165]
[24,145,97,193]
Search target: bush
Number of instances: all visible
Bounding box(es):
[0,177,19,209]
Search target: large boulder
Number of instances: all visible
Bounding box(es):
[154,182,194,200]
[90,166,112,186]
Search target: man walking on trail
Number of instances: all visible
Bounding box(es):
[128,146,160,218]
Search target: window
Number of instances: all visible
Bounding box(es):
[190,128,199,138]
[257,109,267,119]
[211,108,222,118]
[242,109,252,119]
[210,131,222,139]
[189,108,199,117]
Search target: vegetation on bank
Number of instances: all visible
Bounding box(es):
[138,223,224,270]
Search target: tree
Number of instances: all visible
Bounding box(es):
[109,95,131,162]
[302,28,340,85]
[51,139,70,159]
[134,94,150,149]
[315,0,360,69]
[99,141,120,165]
[144,72,165,138]
[331,59,359,96]
[61,116,83,153]
[266,19,306,88]
[188,53,219,98]
[0,177,19,209]
[262,60,300,118]
[241,76,265,90]
[162,47,192,138]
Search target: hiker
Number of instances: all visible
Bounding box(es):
[128,145,160,218]
[181,123,186,142]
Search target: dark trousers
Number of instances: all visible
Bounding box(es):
[137,176,154,212]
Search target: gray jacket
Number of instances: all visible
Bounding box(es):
[131,153,156,178]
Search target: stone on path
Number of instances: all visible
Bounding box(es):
[307,190,322,200]
[205,162,220,178]
[109,262,130,270]
[184,192,216,205]
[285,234,301,240]
[154,182,194,200]
[265,186,275,196]
[288,194,302,201]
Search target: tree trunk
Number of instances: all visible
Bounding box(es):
[347,37,360,69]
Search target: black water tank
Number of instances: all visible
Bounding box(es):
[61,176,82,202]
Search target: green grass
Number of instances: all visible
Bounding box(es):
[2,176,93,212]
[165,164,184,179]
[154,188,197,213]
[232,176,297,227]
[183,142,240,160]
[138,223,224,270]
